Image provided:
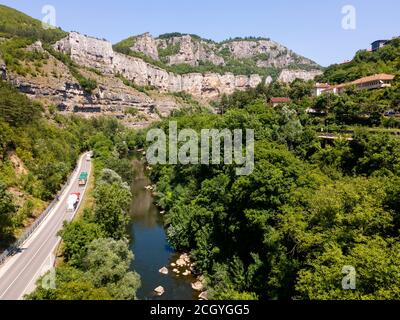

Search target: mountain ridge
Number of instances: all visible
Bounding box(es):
[114,32,321,79]
[0,4,322,127]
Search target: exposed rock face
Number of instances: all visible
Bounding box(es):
[130,33,159,60]
[128,33,320,72]
[221,39,316,69]
[6,41,182,128]
[54,33,115,72]
[54,32,263,98]
[27,40,44,52]
[278,69,323,83]
[157,35,225,66]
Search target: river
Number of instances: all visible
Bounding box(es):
[128,159,197,300]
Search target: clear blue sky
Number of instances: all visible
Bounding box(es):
[2,0,399,66]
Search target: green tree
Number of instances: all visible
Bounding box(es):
[0,182,17,242]
[83,238,141,300]
[93,182,132,239]
[0,81,43,126]
[27,266,112,300]
[59,220,105,267]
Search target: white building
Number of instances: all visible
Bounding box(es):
[314,74,395,96]
[313,83,331,96]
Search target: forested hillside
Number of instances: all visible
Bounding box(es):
[0,4,66,42]
[134,92,400,300]
[316,38,400,84]
[0,80,89,247]
[0,75,141,299]
[132,40,400,300]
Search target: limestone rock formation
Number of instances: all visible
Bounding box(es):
[127,33,320,72]
[221,39,316,69]
[5,40,182,128]
[54,32,264,98]
[278,69,323,83]
[157,34,225,66]
[130,32,159,61]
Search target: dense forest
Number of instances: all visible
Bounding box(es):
[134,101,400,300]
[130,40,400,300]
[0,80,88,246]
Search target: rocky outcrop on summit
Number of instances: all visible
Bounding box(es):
[119,33,322,85]
[221,39,317,69]
[130,33,159,61]
[54,32,264,98]
[127,33,320,72]
[278,69,323,83]
[157,35,225,66]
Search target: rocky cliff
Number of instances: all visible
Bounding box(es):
[119,33,321,75]
[54,32,266,98]
[278,69,323,83]
[157,34,225,66]
[4,41,189,128]
[130,32,159,61]
[221,39,316,69]
[0,4,323,129]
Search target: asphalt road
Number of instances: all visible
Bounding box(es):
[0,152,92,300]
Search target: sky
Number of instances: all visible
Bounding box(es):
[2,0,399,66]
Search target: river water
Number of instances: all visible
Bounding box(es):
[128,159,197,300]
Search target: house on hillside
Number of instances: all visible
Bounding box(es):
[315,74,395,96]
[270,97,292,107]
[313,83,331,96]
[336,73,395,94]
[371,40,389,51]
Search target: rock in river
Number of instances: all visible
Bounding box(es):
[191,281,204,292]
[159,267,169,275]
[154,286,165,296]
[199,291,209,300]
[182,270,191,276]
[176,258,186,267]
